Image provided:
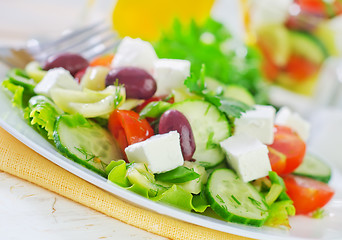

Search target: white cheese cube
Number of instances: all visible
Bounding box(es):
[111,37,158,74]
[220,134,271,182]
[125,131,184,174]
[34,68,81,97]
[153,59,191,96]
[234,105,276,144]
[275,107,310,141]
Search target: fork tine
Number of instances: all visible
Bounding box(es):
[1,22,120,68]
[33,24,112,61]
[36,21,105,52]
[83,37,121,61]
[69,32,118,55]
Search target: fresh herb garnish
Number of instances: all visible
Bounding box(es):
[75,147,107,171]
[155,166,200,183]
[113,79,125,109]
[231,195,241,205]
[184,65,253,118]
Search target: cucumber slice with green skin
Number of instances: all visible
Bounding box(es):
[293,153,332,183]
[289,31,329,64]
[205,169,269,227]
[54,115,123,177]
[205,78,255,106]
[170,100,230,168]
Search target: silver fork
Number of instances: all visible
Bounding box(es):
[0,21,120,68]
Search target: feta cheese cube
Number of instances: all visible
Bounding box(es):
[125,131,184,173]
[153,59,190,96]
[34,68,81,97]
[220,134,271,182]
[234,105,276,144]
[111,37,158,74]
[275,107,310,141]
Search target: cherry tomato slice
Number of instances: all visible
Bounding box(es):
[268,125,306,175]
[295,0,342,17]
[108,110,154,159]
[258,41,279,81]
[90,54,114,67]
[268,146,286,175]
[285,55,319,82]
[283,174,334,215]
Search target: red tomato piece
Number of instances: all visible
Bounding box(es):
[285,55,319,82]
[283,175,334,215]
[268,125,306,175]
[90,54,114,67]
[268,146,286,175]
[108,110,154,159]
[295,0,342,17]
[258,41,280,81]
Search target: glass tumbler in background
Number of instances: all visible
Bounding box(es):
[243,0,342,101]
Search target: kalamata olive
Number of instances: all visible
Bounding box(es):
[105,67,156,99]
[43,53,89,77]
[159,110,196,161]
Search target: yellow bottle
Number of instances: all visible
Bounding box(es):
[112,0,215,41]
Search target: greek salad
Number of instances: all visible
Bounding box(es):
[1,35,335,229]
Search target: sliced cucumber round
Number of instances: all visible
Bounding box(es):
[205,169,269,226]
[170,100,230,168]
[293,153,332,183]
[205,78,255,106]
[289,30,328,64]
[54,115,123,176]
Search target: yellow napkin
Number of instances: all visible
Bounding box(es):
[0,127,253,240]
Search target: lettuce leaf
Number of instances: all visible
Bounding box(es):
[24,96,63,140]
[2,79,26,108]
[155,166,200,183]
[2,68,37,109]
[264,200,296,229]
[107,160,209,212]
[154,18,269,104]
[151,184,209,212]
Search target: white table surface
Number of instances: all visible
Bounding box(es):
[0,171,166,240]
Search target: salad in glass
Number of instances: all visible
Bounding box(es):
[1,19,335,230]
[246,0,342,96]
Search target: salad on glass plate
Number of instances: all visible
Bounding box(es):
[0,18,341,240]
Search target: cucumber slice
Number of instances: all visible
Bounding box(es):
[257,24,290,67]
[293,153,332,183]
[205,169,269,226]
[54,114,123,176]
[205,78,255,106]
[170,100,230,168]
[289,31,328,64]
[126,163,166,197]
